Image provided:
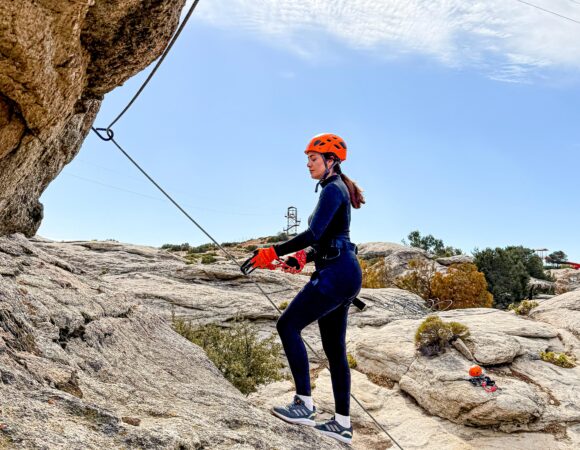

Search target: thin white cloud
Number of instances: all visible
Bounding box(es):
[189,0,580,82]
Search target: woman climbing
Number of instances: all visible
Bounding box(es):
[247,133,365,444]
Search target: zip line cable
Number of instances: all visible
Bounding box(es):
[89,3,404,448]
[63,172,278,217]
[72,157,280,215]
[513,0,580,25]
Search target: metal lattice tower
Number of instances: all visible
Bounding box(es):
[284,206,301,236]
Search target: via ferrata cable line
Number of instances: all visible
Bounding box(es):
[91,130,404,450]
[89,2,403,448]
[107,0,201,130]
[31,0,580,444]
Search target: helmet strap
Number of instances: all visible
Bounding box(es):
[315,155,339,193]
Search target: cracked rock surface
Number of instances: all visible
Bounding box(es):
[2,235,579,449]
[0,234,346,449]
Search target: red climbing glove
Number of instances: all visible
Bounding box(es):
[250,246,278,269]
[282,250,307,274]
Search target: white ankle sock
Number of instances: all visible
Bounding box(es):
[297,394,314,410]
[335,413,351,428]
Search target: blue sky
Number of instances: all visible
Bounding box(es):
[39,0,580,260]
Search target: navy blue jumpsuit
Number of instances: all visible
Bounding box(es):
[273,174,362,416]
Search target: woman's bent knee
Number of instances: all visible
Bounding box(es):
[276,314,292,337]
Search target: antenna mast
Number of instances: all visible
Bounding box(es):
[284,206,301,236]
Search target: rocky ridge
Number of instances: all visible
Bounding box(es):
[0,234,344,449]
[1,235,579,449]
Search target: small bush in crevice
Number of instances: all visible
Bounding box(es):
[508,300,539,316]
[414,316,470,357]
[172,317,283,395]
[279,301,289,311]
[540,351,576,368]
[347,352,357,369]
[367,373,395,389]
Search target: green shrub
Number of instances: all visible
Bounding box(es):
[201,255,217,264]
[430,263,493,310]
[414,316,470,356]
[540,351,576,368]
[448,321,470,338]
[184,253,199,265]
[245,244,258,252]
[546,251,568,265]
[221,241,240,248]
[161,243,192,252]
[189,243,218,253]
[173,318,283,395]
[508,300,539,315]
[266,232,289,243]
[505,246,551,281]
[279,301,289,311]
[404,230,463,257]
[473,247,530,309]
[474,246,552,308]
[347,353,358,369]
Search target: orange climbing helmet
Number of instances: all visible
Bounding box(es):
[305,133,347,161]
[469,365,483,377]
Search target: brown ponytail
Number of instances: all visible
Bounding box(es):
[340,173,365,209]
[324,153,365,208]
[325,154,365,209]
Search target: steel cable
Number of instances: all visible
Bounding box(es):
[91,130,404,449]
[107,0,201,129]
[86,0,404,445]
